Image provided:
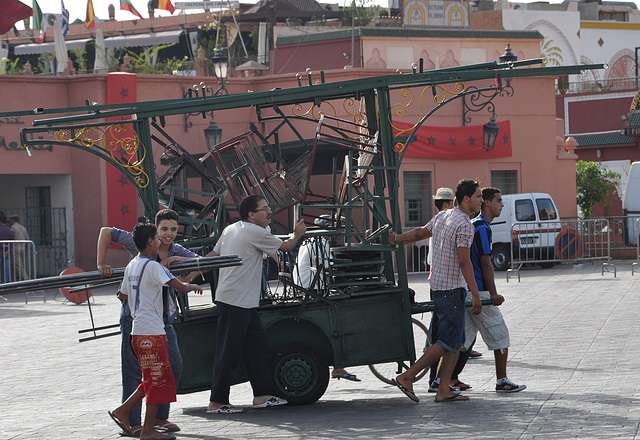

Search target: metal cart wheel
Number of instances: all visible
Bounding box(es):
[368,317,431,385]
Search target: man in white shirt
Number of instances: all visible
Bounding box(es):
[206,195,307,414]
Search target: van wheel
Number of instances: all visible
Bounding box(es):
[272,342,329,405]
[492,245,510,271]
[539,262,555,269]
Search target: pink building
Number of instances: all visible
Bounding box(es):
[0,33,586,274]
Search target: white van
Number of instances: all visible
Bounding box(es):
[623,162,640,246]
[490,193,561,270]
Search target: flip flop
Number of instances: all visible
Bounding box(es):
[332,372,361,382]
[108,411,132,436]
[451,380,472,390]
[253,396,288,408]
[206,404,244,414]
[434,394,469,403]
[469,350,483,358]
[119,427,141,438]
[155,422,180,432]
[391,378,420,403]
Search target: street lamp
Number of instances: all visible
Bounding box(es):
[462,44,516,126]
[204,114,223,151]
[204,48,229,150]
[212,48,229,94]
[499,43,518,64]
[483,115,500,151]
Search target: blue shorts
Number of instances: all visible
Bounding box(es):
[431,287,466,352]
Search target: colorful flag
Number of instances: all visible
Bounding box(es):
[120,0,143,19]
[85,0,95,29]
[61,0,69,36]
[151,0,175,14]
[32,0,42,31]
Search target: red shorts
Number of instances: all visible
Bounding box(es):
[131,334,177,405]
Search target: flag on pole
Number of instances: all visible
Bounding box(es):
[32,0,48,44]
[120,0,143,19]
[85,0,95,29]
[61,0,69,36]
[151,0,175,14]
[32,0,42,32]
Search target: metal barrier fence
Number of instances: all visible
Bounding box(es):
[506,218,615,281]
[401,215,640,278]
[0,240,41,302]
[0,207,67,277]
[405,238,429,274]
[631,217,640,276]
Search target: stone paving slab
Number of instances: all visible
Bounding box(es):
[2,262,640,439]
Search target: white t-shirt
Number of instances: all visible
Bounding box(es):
[214,221,283,309]
[122,256,174,335]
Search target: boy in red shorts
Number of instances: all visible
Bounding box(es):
[108,223,202,440]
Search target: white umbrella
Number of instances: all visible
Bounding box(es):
[93,28,107,73]
[53,19,68,75]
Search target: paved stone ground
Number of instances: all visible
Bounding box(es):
[2,261,640,439]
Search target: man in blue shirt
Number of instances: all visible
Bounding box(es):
[462,187,526,393]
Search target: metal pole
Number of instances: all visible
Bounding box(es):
[351,0,355,68]
[636,47,639,90]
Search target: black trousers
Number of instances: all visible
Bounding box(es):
[209,301,275,404]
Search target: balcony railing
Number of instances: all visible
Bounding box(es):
[560,76,639,94]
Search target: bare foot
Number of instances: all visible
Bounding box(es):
[395,374,414,392]
[154,419,180,432]
[435,388,469,402]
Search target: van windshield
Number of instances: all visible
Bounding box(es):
[536,198,557,220]
[515,200,536,221]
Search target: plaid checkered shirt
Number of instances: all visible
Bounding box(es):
[427,207,474,291]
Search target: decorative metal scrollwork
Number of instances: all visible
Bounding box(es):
[462,82,514,126]
[54,123,150,188]
[390,83,466,137]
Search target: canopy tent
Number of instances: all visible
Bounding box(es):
[53,19,68,75]
[103,29,184,48]
[93,28,107,73]
[15,38,92,55]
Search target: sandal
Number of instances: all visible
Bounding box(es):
[332,372,361,382]
[206,404,244,414]
[451,380,472,390]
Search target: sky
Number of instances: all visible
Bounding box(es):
[17,0,640,28]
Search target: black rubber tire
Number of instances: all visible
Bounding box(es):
[539,262,555,269]
[368,318,431,385]
[492,244,511,271]
[272,342,329,405]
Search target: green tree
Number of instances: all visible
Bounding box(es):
[340,0,381,27]
[576,160,620,218]
[70,48,87,72]
[0,57,21,75]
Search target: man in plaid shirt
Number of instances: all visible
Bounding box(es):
[389,179,483,403]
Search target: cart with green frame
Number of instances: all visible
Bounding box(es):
[1,57,601,404]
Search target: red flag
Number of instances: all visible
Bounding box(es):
[0,0,33,35]
[85,0,95,29]
[120,0,143,19]
[151,0,175,14]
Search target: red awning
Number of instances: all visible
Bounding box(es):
[0,0,32,36]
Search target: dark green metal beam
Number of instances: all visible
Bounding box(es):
[1,61,603,129]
